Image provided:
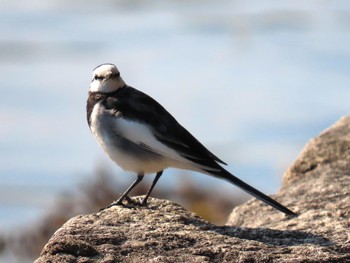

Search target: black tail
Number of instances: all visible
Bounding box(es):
[209,168,297,216]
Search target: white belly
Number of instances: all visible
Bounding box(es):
[90,103,173,174]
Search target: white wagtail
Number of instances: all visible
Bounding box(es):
[87,63,296,216]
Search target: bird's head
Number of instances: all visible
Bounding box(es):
[89,63,126,93]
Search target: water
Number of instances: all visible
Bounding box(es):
[1,0,350,232]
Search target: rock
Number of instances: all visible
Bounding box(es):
[227,116,350,260]
[36,117,350,262]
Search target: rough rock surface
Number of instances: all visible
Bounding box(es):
[36,117,350,262]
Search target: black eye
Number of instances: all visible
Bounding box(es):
[111,72,120,78]
[93,75,103,81]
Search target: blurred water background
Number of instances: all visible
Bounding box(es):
[1,0,350,260]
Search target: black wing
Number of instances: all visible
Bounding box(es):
[111,86,227,168]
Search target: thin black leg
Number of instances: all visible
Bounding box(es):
[104,173,144,209]
[141,170,163,206]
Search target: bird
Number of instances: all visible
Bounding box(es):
[86,63,296,216]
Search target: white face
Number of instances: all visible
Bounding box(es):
[89,64,126,93]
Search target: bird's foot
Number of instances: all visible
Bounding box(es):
[126,196,150,206]
[124,195,134,203]
[99,195,135,211]
[99,196,150,211]
[121,195,149,206]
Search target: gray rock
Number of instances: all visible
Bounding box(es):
[36,117,350,262]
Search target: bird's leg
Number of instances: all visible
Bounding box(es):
[141,170,163,206]
[103,174,144,209]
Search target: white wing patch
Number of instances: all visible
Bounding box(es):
[115,118,187,162]
[113,118,221,173]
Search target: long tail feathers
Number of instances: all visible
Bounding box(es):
[210,169,297,216]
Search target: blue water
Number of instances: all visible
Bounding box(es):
[1,0,350,232]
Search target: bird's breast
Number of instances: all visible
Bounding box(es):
[89,102,170,174]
